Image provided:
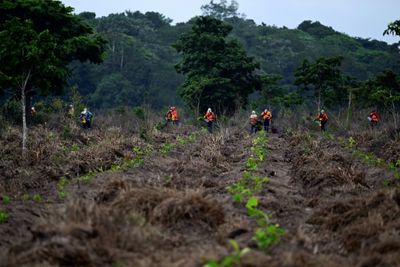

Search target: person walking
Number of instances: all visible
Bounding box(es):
[80,107,93,129]
[204,108,216,133]
[249,110,259,134]
[368,110,379,127]
[260,108,272,132]
[316,109,328,132]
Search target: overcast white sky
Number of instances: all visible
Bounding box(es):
[61,0,400,44]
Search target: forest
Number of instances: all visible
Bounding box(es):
[1,0,400,267]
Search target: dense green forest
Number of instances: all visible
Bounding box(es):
[1,0,399,118]
[64,4,400,112]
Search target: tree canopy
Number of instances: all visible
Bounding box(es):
[0,0,105,154]
[174,16,261,115]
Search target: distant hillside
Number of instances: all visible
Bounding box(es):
[69,12,400,109]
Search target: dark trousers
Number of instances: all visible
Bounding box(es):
[263,119,270,132]
[207,121,213,133]
[320,121,327,131]
[250,124,257,134]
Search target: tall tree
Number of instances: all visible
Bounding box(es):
[0,0,105,156]
[362,69,400,128]
[173,16,261,115]
[201,0,241,20]
[294,56,344,112]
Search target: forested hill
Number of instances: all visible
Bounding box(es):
[69,11,400,109]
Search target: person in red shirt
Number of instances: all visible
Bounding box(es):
[368,110,379,127]
[170,106,179,126]
[204,108,216,133]
[260,108,272,132]
[249,110,258,134]
[316,110,328,132]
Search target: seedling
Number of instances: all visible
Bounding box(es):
[2,195,10,205]
[204,240,250,267]
[21,194,30,201]
[32,194,43,203]
[252,224,285,250]
[0,210,9,224]
[159,143,175,155]
[347,136,356,149]
[58,191,67,199]
[245,157,258,171]
[57,176,69,191]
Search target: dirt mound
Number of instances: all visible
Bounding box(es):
[94,178,131,204]
[3,200,165,267]
[307,189,400,265]
[112,187,225,230]
[288,134,367,194]
[0,124,146,196]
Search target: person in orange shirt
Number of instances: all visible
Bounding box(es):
[204,108,216,133]
[165,107,173,125]
[170,106,179,126]
[316,109,328,132]
[249,110,259,134]
[368,110,379,127]
[260,108,272,132]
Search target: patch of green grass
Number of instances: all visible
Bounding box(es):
[58,191,67,200]
[32,194,43,203]
[2,195,10,205]
[78,173,94,183]
[0,210,9,224]
[159,143,175,155]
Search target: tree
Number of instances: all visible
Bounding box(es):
[384,20,400,36]
[0,0,106,156]
[201,0,242,20]
[173,16,261,116]
[362,69,400,128]
[294,56,344,112]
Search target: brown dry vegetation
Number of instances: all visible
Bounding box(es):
[1,115,400,267]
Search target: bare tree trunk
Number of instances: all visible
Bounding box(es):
[391,99,398,129]
[20,69,31,158]
[346,89,352,129]
[120,47,124,71]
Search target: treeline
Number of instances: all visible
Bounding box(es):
[65,7,400,111]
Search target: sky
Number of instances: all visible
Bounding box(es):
[61,0,400,44]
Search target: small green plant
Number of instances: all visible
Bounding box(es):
[159,143,174,155]
[58,191,67,200]
[21,194,30,201]
[245,157,258,171]
[62,125,72,140]
[70,143,79,152]
[204,240,250,267]
[227,182,252,203]
[383,179,390,187]
[110,164,122,172]
[32,194,43,203]
[79,173,94,183]
[323,132,335,140]
[347,136,356,148]
[2,195,10,205]
[252,224,285,250]
[177,136,188,146]
[57,176,69,191]
[0,210,9,224]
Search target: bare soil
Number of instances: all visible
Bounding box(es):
[1,124,399,267]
